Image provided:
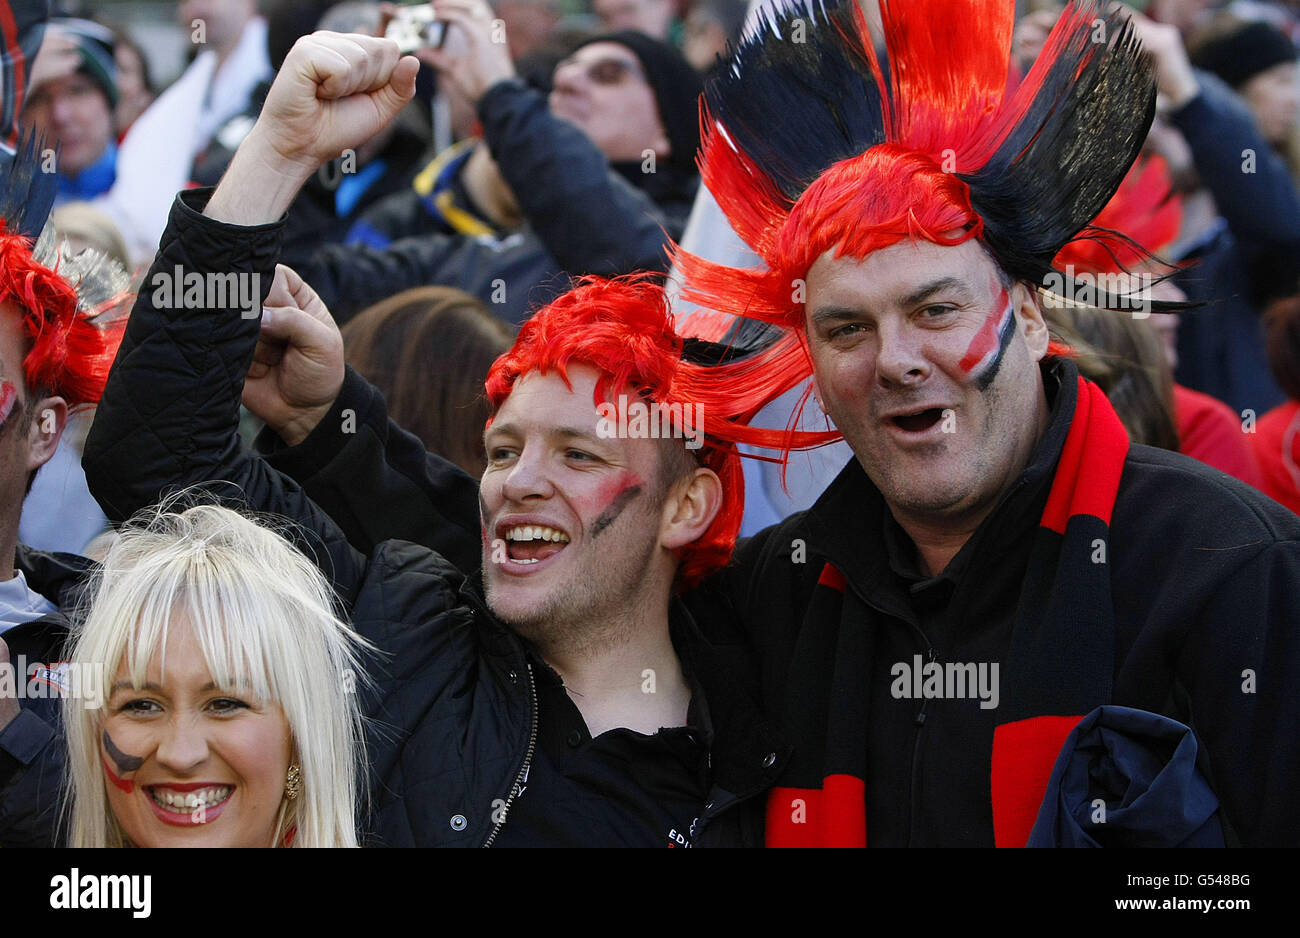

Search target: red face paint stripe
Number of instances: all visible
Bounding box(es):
[0,381,17,426]
[958,290,1012,375]
[103,754,135,794]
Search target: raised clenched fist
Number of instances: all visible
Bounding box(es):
[252,31,420,174]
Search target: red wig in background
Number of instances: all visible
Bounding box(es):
[0,227,126,407]
[1052,153,1184,275]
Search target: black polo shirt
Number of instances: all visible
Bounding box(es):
[492,634,714,848]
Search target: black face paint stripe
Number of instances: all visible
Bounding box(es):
[590,485,643,539]
[103,729,144,774]
[975,305,1018,392]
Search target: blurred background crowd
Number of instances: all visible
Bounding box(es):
[10,0,1300,555]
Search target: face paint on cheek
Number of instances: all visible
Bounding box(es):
[957,290,1017,392]
[102,729,144,794]
[0,382,18,429]
[590,474,644,540]
[479,491,490,544]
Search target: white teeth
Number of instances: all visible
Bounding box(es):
[149,786,232,813]
[504,525,570,544]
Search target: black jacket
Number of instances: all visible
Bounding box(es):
[293,80,698,326]
[273,358,1300,846]
[81,189,787,846]
[0,546,95,847]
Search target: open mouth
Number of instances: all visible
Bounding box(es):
[502,524,571,565]
[145,785,234,825]
[891,408,946,433]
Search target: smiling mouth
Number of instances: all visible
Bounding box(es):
[891,409,946,432]
[502,525,571,565]
[146,785,233,819]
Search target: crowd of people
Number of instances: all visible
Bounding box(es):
[0,0,1297,850]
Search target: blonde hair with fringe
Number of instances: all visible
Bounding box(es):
[63,501,369,847]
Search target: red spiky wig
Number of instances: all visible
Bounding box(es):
[673,0,1159,440]
[485,276,836,590]
[0,228,125,407]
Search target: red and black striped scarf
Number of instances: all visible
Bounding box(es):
[765,376,1130,847]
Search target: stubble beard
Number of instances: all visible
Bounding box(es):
[484,514,664,660]
[854,384,1015,522]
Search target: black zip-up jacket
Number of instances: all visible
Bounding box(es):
[268,354,1300,845]
[80,189,789,846]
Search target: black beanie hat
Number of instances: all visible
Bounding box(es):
[40,18,119,109]
[575,30,703,175]
[1191,21,1297,89]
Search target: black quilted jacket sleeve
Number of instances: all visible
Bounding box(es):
[83,188,368,607]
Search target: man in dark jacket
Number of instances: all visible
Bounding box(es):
[260,1,1300,846]
[0,141,127,846]
[292,2,702,326]
[81,31,785,847]
[1135,13,1300,415]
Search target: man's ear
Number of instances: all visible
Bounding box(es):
[660,465,723,551]
[1016,281,1050,362]
[25,396,68,473]
[810,370,827,412]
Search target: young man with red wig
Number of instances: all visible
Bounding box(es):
[248,3,1300,846]
[82,31,789,847]
[0,138,128,845]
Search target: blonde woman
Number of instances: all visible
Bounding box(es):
[63,503,369,847]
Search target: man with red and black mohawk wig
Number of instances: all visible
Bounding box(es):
[663,0,1300,845]
[0,131,128,846]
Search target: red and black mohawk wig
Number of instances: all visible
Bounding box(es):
[0,133,128,407]
[676,0,1159,342]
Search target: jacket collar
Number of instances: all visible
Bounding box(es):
[3,546,95,660]
[15,544,95,608]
